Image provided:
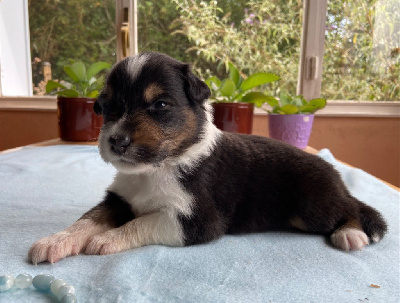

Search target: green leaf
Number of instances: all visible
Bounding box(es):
[46,80,67,93]
[57,89,79,97]
[219,79,236,97]
[242,92,279,108]
[308,98,327,109]
[279,92,290,105]
[71,62,87,82]
[87,62,111,81]
[233,92,244,101]
[205,76,221,90]
[298,105,316,113]
[292,95,306,107]
[240,73,280,92]
[228,62,240,87]
[87,90,99,98]
[64,66,79,83]
[280,104,299,114]
[297,98,326,113]
[264,96,280,107]
[60,81,73,89]
[298,99,326,113]
[272,105,280,114]
[65,62,86,83]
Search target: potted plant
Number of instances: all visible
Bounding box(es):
[46,61,111,141]
[264,93,326,149]
[206,62,280,134]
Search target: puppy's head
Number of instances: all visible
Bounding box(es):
[95,52,212,173]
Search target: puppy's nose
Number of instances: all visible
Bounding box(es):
[109,135,131,155]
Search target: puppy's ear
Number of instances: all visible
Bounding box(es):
[183,65,211,104]
[93,100,102,115]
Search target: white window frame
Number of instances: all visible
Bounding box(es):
[297,0,327,101]
[258,0,400,117]
[0,0,399,118]
[297,0,400,117]
[0,0,32,96]
[116,0,138,61]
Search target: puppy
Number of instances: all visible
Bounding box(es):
[29,52,387,264]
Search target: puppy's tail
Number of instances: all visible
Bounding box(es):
[358,201,388,243]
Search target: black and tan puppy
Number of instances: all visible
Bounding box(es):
[29,52,387,264]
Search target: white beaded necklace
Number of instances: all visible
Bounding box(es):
[0,274,77,302]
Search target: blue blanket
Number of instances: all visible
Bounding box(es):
[0,145,399,302]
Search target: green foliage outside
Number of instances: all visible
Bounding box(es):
[173,0,399,101]
[172,0,302,96]
[29,0,399,101]
[137,0,193,63]
[29,0,116,90]
[324,0,399,100]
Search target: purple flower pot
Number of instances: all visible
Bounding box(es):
[268,114,314,149]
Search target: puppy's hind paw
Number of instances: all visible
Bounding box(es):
[330,228,369,251]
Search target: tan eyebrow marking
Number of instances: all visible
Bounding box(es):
[143,83,164,103]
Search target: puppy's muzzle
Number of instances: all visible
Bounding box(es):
[109,135,131,155]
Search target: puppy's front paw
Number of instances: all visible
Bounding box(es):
[28,219,110,264]
[85,228,134,256]
[29,232,86,264]
[330,228,369,251]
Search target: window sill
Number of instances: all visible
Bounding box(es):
[0,96,56,112]
[0,97,399,117]
[256,101,400,118]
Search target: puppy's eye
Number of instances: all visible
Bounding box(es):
[153,100,169,109]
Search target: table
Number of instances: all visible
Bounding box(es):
[0,138,399,302]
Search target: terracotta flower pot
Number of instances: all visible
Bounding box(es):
[268,114,314,149]
[57,96,103,142]
[212,102,254,134]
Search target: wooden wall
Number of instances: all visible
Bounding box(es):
[0,110,58,150]
[0,109,399,187]
[253,115,400,187]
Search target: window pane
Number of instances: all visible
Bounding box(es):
[323,0,400,101]
[137,0,192,63]
[158,0,303,95]
[29,0,116,95]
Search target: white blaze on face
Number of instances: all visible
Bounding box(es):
[126,54,150,82]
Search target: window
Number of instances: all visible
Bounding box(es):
[172,0,303,95]
[28,0,117,96]
[0,0,32,96]
[1,0,399,113]
[322,0,399,101]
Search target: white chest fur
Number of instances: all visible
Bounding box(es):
[108,166,193,218]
